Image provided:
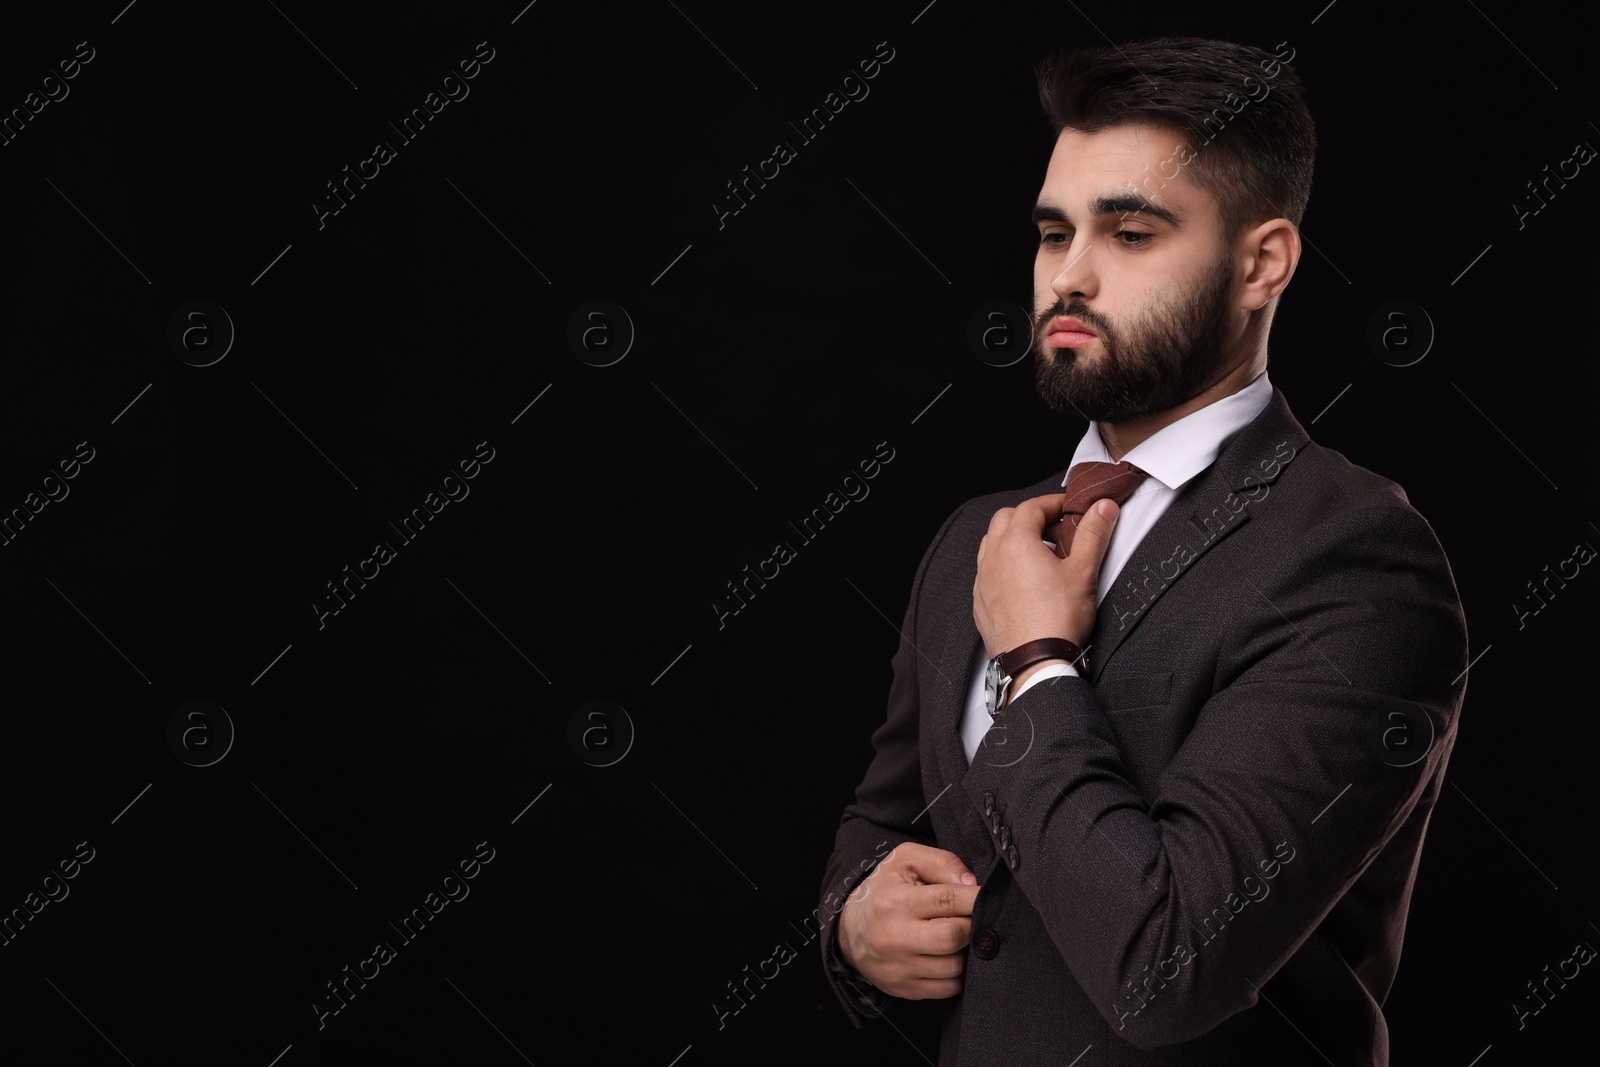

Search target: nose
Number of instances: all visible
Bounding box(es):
[1048,234,1098,302]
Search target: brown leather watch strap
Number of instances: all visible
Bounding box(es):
[999,637,1085,679]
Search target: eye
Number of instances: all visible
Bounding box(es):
[1116,230,1153,247]
[1039,232,1070,246]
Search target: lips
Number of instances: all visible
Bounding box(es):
[1045,316,1097,347]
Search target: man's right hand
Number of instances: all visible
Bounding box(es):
[836,843,980,999]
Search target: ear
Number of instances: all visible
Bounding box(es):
[1237,218,1300,311]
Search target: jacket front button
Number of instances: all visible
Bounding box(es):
[973,927,1000,960]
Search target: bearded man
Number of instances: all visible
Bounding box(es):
[817,36,1467,1066]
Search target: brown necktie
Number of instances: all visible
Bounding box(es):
[1044,460,1149,559]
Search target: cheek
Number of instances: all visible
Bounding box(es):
[1133,271,1186,309]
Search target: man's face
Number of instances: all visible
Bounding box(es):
[1031,123,1244,423]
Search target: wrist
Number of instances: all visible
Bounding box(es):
[1005,658,1069,702]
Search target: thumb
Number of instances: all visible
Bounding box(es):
[1068,498,1120,573]
[903,844,978,886]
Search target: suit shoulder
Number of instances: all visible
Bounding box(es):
[1273,439,1436,537]
[1273,440,1457,574]
[1229,388,1417,524]
[1294,439,1411,507]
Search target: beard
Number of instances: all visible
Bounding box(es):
[1033,252,1238,424]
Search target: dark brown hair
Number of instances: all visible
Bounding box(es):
[1036,37,1316,237]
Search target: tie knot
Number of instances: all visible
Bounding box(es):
[1047,460,1150,558]
[1065,460,1149,506]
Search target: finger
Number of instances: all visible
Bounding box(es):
[906,915,973,956]
[908,883,981,920]
[908,947,970,980]
[1011,493,1065,536]
[1014,493,1067,558]
[983,506,1012,543]
[1067,497,1120,573]
[895,844,979,886]
[901,975,964,1000]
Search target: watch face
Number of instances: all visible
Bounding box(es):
[985,657,1004,715]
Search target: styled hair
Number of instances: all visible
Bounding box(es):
[1036,37,1316,238]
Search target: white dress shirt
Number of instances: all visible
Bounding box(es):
[959,371,1274,765]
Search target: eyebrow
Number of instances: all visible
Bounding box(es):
[1031,193,1182,230]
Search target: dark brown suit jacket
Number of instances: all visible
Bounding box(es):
[819,388,1467,1065]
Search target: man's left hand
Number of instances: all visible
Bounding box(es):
[974,493,1119,659]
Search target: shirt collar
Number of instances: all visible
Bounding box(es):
[1061,371,1274,492]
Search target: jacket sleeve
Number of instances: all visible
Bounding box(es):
[818,498,969,1027]
[962,498,1468,1049]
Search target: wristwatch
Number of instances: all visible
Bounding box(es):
[984,637,1085,716]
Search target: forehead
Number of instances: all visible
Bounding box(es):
[1038,122,1216,219]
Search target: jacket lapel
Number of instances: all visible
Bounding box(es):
[1085,388,1308,680]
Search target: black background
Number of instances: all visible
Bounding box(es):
[0,1,1596,1064]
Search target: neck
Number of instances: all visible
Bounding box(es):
[1098,350,1265,461]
